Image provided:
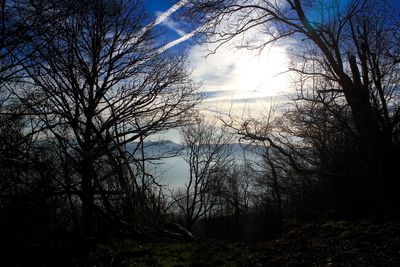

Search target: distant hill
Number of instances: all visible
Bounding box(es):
[124,140,264,188]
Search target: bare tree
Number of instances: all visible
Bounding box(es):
[173,116,233,231]
[187,0,400,216]
[12,0,199,232]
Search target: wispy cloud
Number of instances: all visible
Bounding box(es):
[186,27,295,118]
[189,42,293,95]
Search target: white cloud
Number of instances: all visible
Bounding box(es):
[188,40,294,98]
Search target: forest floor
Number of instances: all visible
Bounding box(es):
[86,221,400,266]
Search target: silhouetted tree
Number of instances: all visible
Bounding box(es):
[282,77,366,218]
[172,116,233,231]
[187,0,400,217]
[10,0,198,233]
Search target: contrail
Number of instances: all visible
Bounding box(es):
[152,0,204,53]
[158,27,201,52]
[113,0,191,57]
[153,0,190,27]
[155,0,207,52]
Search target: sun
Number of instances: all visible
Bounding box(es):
[234,46,292,99]
[189,43,293,103]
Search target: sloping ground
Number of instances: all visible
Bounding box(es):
[87,221,400,266]
[247,221,400,266]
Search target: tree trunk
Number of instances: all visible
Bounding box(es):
[80,156,96,234]
[342,81,387,218]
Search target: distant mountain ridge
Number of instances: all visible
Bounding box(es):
[123,140,264,188]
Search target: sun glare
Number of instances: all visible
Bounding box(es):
[234,46,291,99]
[189,43,293,105]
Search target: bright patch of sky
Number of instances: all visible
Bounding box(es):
[188,41,293,114]
[144,1,294,120]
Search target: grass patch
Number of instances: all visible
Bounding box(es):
[87,239,257,266]
[85,222,400,266]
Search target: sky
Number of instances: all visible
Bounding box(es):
[141,0,346,186]
[143,0,381,113]
[143,0,295,125]
[139,0,400,187]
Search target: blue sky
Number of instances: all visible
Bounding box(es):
[143,0,174,13]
